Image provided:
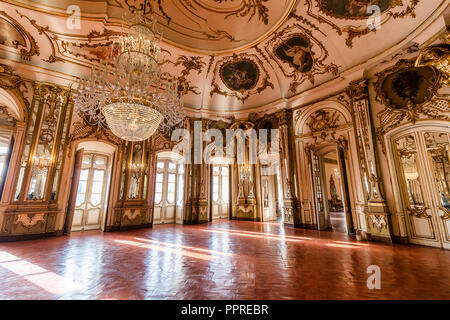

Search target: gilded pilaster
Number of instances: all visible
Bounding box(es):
[347,80,393,242]
[276,109,301,226]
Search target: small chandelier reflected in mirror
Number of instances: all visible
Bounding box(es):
[74,0,184,141]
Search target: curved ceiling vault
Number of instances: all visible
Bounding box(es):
[0,0,448,115]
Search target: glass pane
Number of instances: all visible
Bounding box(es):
[92,181,103,193]
[28,170,47,200]
[78,181,87,193]
[156,173,164,182]
[157,162,165,169]
[93,170,104,182]
[90,193,101,206]
[177,176,184,205]
[222,176,229,203]
[155,192,162,204]
[213,191,219,202]
[178,165,184,173]
[95,156,106,165]
[82,155,91,165]
[167,192,175,204]
[75,194,85,206]
[168,182,175,194]
[80,169,89,181]
[222,166,229,176]
[428,145,450,208]
[168,173,176,183]
[213,166,220,173]
[155,182,163,193]
[168,162,176,170]
[396,135,424,207]
[424,132,448,149]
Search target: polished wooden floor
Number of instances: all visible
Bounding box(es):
[0,220,449,300]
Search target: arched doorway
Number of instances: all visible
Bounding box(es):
[310,144,351,233]
[294,101,364,234]
[153,151,184,225]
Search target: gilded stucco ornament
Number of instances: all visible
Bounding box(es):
[210,53,274,103]
[300,0,420,48]
[0,63,31,110]
[415,42,450,86]
[370,214,387,232]
[265,24,339,94]
[307,110,341,133]
[375,59,448,138]
[171,56,207,95]
[0,11,40,61]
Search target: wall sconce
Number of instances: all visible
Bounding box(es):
[239,166,250,180]
[31,155,51,175]
[129,162,143,179]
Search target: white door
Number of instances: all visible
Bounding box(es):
[153,159,178,224]
[311,153,328,230]
[72,153,110,231]
[393,128,450,249]
[211,165,230,220]
[261,175,277,221]
[176,164,185,224]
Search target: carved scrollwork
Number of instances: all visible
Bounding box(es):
[375,59,448,137]
[370,214,387,232]
[210,53,274,103]
[265,24,339,94]
[301,0,420,48]
[14,213,45,229]
[407,206,431,219]
[68,119,125,151]
[0,10,40,61]
[307,110,341,133]
[439,206,450,220]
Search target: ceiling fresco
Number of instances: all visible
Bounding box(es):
[318,0,392,19]
[0,0,446,113]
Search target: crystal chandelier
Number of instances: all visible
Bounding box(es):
[74,0,184,141]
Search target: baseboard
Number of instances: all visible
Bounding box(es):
[0,230,63,242]
[104,223,152,232]
[295,223,317,230]
[370,234,393,244]
[392,235,409,244]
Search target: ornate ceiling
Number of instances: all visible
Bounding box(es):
[0,0,448,115]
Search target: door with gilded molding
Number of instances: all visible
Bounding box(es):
[393,128,450,249]
[72,153,110,231]
[153,159,179,224]
[211,165,230,220]
[311,153,328,230]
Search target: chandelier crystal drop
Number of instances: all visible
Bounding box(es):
[74,4,184,141]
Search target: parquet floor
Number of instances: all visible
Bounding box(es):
[0,220,449,300]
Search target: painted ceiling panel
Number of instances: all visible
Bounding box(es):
[0,0,447,113]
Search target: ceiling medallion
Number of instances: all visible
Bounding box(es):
[375,59,448,136]
[275,35,314,73]
[220,58,260,92]
[74,0,185,142]
[210,53,274,103]
[266,25,339,94]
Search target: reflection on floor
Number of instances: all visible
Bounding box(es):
[0,220,449,300]
[330,212,347,233]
